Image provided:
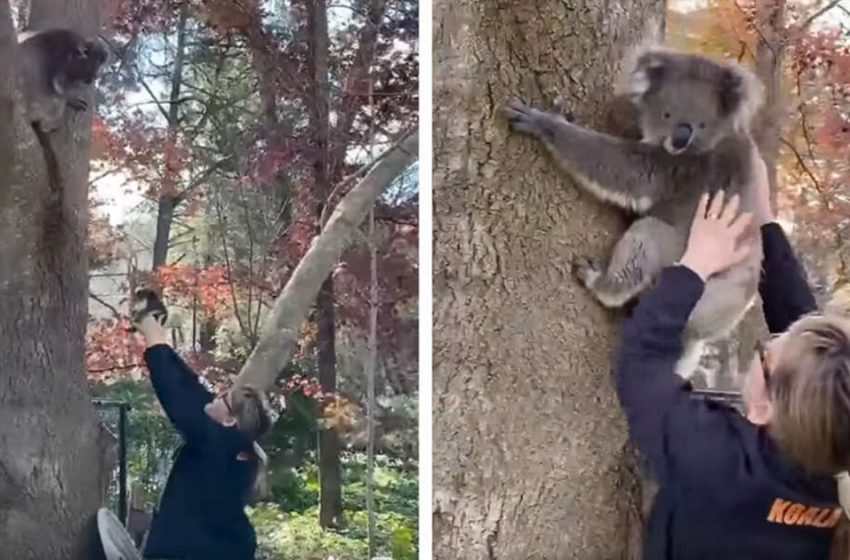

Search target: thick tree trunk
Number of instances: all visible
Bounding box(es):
[0,2,114,559]
[433,2,663,559]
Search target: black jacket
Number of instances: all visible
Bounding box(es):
[142,345,258,560]
[617,223,842,560]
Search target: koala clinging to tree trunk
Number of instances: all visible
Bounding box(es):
[19,28,108,133]
[502,46,766,382]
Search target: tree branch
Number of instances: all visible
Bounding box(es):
[780,137,823,193]
[89,293,124,319]
[799,0,843,30]
[235,127,418,389]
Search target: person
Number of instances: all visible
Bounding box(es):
[616,158,850,559]
[132,305,272,560]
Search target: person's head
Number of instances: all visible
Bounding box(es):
[743,313,850,474]
[204,384,273,442]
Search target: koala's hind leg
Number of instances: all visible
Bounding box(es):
[674,339,707,384]
[574,217,684,308]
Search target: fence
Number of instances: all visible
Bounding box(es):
[94,399,130,522]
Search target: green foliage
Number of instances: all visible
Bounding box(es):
[256,454,418,559]
[251,504,416,560]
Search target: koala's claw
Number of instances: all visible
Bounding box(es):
[502,99,544,136]
[68,98,88,112]
[573,257,602,288]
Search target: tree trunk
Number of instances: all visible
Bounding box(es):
[152,7,188,270]
[306,0,343,529]
[152,194,176,269]
[433,2,663,559]
[317,278,343,528]
[0,2,114,558]
[754,0,786,194]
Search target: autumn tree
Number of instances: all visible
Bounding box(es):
[433,1,664,558]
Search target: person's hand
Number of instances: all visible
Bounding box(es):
[680,190,757,281]
[134,314,169,348]
[750,150,774,226]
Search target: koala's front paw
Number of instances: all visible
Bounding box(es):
[501,99,550,138]
[68,98,88,112]
[573,257,602,289]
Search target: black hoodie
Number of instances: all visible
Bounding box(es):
[142,344,257,560]
[616,223,842,559]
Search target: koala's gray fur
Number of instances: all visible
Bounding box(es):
[501,46,766,382]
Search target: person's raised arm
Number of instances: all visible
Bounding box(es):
[617,191,757,486]
[136,315,214,444]
[750,154,817,333]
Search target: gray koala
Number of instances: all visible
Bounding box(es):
[501,46,766,381]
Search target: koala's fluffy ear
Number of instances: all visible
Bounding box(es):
[625,48,668,102]
[718,62,764,131]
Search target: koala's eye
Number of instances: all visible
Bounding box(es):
[699,122,706,129]
[663,112,671,119]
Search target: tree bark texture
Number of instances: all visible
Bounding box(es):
[433,1,664,558]
[0,1,114,559]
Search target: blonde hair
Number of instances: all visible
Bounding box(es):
[767,314,850,475]
[228,385,273,502]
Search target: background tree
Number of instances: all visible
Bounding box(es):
[433,1,664,558]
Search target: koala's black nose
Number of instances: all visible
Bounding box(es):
[672,123,693,149]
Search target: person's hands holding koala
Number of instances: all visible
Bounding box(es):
[680,190,757,281]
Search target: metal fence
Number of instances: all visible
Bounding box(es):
[94,399,129,523]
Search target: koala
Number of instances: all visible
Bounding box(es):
[129,288,169,331]
[501,46,766,382]
[18,28,109,133]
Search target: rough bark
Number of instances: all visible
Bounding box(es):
[432,2,663,558]
[0,1,113,559]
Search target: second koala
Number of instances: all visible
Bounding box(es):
[502,46,766,382]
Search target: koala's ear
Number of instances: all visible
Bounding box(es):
[718,63,763,129]
[628,51,666,101]
[718,67,745,115]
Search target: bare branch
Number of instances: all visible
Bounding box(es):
[780,137,823,193]
[87,363,143,374]
[90,293,124,319]
[235,127,418,389]
[799,0,843,30]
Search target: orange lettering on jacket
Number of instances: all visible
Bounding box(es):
[766,498,842,528]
